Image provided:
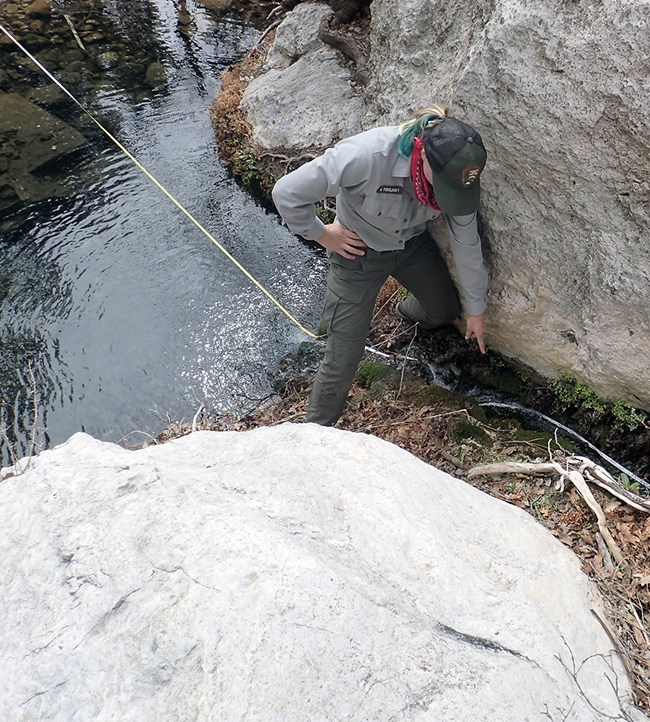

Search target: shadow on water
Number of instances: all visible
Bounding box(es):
[0,0,326,464]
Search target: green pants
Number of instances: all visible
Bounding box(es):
[307,232,460,425]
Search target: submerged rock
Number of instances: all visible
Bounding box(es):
[26,0,52,18]
[0,91,86,211]
[0,426,645,721]
[145,61,167,88]
[96,50,120,70]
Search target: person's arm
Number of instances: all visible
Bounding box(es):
[444,213,488,353]
[272,138,370,258]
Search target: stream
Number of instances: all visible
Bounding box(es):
[0,0,325,464]
[0,0,646,486]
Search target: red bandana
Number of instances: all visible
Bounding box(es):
[411,136,441,211]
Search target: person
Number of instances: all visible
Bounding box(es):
[272,106,489,426]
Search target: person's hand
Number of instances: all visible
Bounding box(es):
[317,220,367,260]
[465,313,487,354]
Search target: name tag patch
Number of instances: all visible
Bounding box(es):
[376,185,403,194]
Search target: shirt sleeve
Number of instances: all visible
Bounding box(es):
[271,136,372,241]
[444,213,488,316]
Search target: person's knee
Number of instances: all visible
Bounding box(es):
[399,293,459,329]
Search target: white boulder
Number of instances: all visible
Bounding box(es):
[0,425,645,720]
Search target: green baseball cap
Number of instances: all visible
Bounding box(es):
[423,117,487,215]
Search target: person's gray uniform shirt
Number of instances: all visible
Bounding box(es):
[272,125,488,316]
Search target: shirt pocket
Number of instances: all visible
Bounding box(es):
[361,192,409,222]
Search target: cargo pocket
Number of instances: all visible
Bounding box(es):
[324,266,372,338]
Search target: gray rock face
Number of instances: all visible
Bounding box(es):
[243,46,364,149]
[264,2,334,69]
[364,0,650,409]
[1,426,646,721]
[242,3,364,151]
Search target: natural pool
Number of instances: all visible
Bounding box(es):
[0,0,326,462]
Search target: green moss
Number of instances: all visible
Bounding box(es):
[551,374,607,414]
[447,417,491,446]
[355,360,391,388]
[611,400,647,432]
[550,375,647,432]
[511,426,574,453]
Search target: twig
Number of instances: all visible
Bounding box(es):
[119,430,159,445]
[192,403,205,433]
[258,151,317,170]
[27,360,42,461]
[63,13,86,53]
[380,409,470,429]
[565,467,624,565]
[590,608,635,680]
[468,458,650,514]
[270,411,305,425]
[364,345,418,362]
[252,18,281,51]
[266,5,284,21]
[1,423,19,473]
[371,287,401,324]
[396,325,418,400]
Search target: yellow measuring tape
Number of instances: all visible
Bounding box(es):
[0,22,322,339]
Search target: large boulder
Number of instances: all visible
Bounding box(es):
[364,0,650,410]
[264,2,334,70]
[1,425,646,721]
[242,3,364,150]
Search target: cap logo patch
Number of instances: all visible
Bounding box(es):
[461,165,481,187]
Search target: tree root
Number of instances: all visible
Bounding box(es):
[468,455,650,568]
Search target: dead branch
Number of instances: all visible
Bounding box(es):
[63,13,87,53]
[467,456,633,565]
[258,151,318,169]
[318,18,368,83]
[192,403,205,433]
[252,18,282,51]
[468,457,650,514]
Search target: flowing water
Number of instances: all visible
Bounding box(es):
[0,2,326,463]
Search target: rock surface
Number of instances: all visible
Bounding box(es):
[242,3,364,150]
[1,425,646,721]
[0,91,86,210]
[245,0,650,410]
[264,2,333,69]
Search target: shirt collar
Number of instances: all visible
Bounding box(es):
[392,153,411,178]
